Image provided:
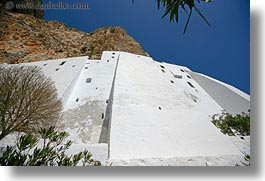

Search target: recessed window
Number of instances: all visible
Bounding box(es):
[112,52,115,55]
[187,75,191,79]
[187,82,195,88]
[85,67,88,69]
[170,80,174,84]
[160,65,165,69]
[161,69,165,73]
[102,113,105,119]
[180,69,184,72]
[72,65,75,67]
[86,78,92,83]
[43,63,47,66]
[174,75,182,79]
[55,68,59,71]
[112,56,115,58]
[76,98,79,102]
[158,106,162,110]
[59,61,66,66]
[107,60,109,62]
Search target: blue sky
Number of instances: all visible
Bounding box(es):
[44,0,250,94]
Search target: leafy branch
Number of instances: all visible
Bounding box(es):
[211,110,250,136]
[157,0,212,34]
[0,127,101,166]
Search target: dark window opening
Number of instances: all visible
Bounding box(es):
[96,87,98,90]
[180,69,184,72]
[85,67,88,69]
[43,64,47,66]
[187,82,195,88]
[174,75,182,79]
[107,60,109,62]
[86,78,92,83]
[158,106,162,110]
[161,69,165,73]
[193,99,197,103]
[59,61,66,66]
[112,56,115,58]
[102,113,104,119]
[72,65,75,67]
[55,68,59,71]
[160,65,165,69]
[106,99,109,104]
[187,75,191,79]
[112,52,115,55]
[76,98,79,102]
[170,80,174,84]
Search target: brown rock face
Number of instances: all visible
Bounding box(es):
[0,12,148,64]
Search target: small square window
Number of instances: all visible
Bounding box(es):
[86,78,92,83]
[174,75,182,79]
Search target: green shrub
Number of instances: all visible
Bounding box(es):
[0,126,101,166]
[211,111,250,136]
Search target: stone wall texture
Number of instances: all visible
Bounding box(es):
[0,11,148,64]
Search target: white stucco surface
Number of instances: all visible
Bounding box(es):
[188,71,250,115]
[21,57,87,106]
[196,73,250,101]
[58,52,118,145]
[109,52,243,160]
[0,51,250,166]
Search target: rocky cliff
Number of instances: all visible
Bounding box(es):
[0,11,148,64]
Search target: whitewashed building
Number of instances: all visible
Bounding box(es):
[0,51,250,166]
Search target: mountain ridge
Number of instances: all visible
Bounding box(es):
[0,11,148,64]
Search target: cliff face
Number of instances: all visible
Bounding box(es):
[0,12,148,64]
